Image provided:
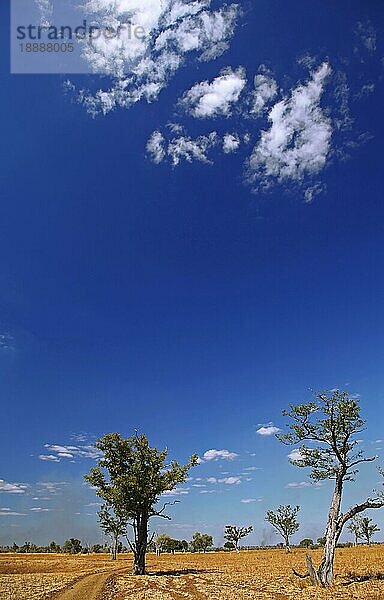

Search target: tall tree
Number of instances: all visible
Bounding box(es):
[223,525,253,553]
[85,432,197,575]
[360,516,380,545]
[278,389,384,586]
[98,504,127,560]
[265,505,299,553]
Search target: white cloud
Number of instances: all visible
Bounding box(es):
[286,481,323,489]
[0,333,14,350]
[223,133,241,154]
[203,449,238,461]
[241,498,262,503]
[251,70,278,116]
[207,476,241,485]
[256,426,280,436]
[162,487,189,496]
[74,1,240,115]
[247,63,332,189]
[180,67,246,118]
[0,480,28,494]
[39,454,61,462]
[30,507,52,512]
[146,131,166,164]
[200,489,216,494]
[288,449,304,462]
[40,443,102,463]
[167,132,219,165]
[36,482,68,495]
[0,508,26,516]
[356,20,377,53]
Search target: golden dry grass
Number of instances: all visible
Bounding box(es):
[1,547,384,600]
[0,553,124,600]
[109,547,384,600]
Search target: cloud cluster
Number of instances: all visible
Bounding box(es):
[251,70,278,116]
[180,67,246,118]
[247,63,332,187]
[207,476,241,484]
[0,507,26,517]
[74,0,240,115]
[39,443,102,463]
[0,333,14,351]
[0,479,28,494]
[202,449,238,461]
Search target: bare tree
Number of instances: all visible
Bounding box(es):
[265,505,299,553]
[278,389,384,586]
[223,525,253,553]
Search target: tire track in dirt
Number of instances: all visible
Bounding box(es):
[49,566,130,600]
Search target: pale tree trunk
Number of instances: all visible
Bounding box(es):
[316,476,343,586]
[284,535,291,553]
[235,541,240,554]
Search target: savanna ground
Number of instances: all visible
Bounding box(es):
[1,547,384,600]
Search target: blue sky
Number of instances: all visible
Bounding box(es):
[1,0,384,547]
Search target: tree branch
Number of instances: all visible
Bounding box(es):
[151,500,180,519]
[338,498,384,531]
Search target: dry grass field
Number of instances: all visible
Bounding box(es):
[1,547,384,600]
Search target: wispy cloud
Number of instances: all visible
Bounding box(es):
[0,479,28,494]
[356,20,377,53]
[162,487,189,497]
[241,497,263,503]
[0,333,14,351]
[286,481,323,489]
[207,476,241,485]
[0,507,26,516]
[72,0,240,115]
[39,443,102,463]
[30,507,52,512]
[247,63,332,190]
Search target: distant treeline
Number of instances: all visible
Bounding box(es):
[1,537,370,555]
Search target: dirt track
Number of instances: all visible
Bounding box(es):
[51,571,113,600]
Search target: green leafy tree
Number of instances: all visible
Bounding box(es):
[300,538,314,548]
[191,532,213,553]
[265,505,300,553]
[154,533,171,555]
[98,504,127,560]
[360,516,380,545]
[85,432,198,574]
[317,537,326,547]
[223,525,253,553]
[48,541,61,553]
[63,539,82,554]
[224,541,235,550]
[278,389,384,586]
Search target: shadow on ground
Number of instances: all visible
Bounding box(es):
[149,569,212,577]
[342,572,384,586]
